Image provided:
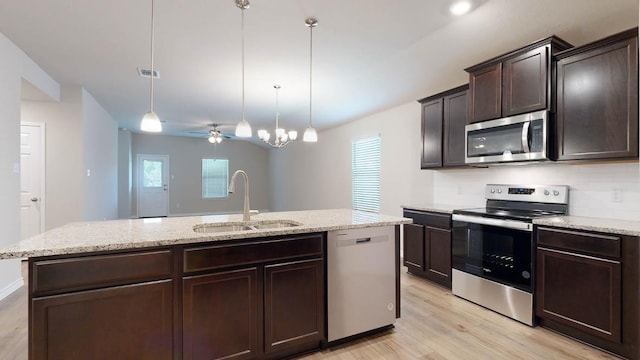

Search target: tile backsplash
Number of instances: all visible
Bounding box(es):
[433,162,640,221]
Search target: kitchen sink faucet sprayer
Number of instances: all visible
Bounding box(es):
[229,170,253,221]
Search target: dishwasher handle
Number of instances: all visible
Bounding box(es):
[356,238,371,244]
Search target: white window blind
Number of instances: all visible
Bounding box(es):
[202,159,229,199]
[352,136,381,213]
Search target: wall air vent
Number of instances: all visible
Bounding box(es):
[137,68,160,78]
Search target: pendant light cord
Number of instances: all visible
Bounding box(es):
[149,0,155,112]
[241,7,246,121]
[309,24,313,128]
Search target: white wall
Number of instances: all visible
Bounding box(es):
[433,162,640,220]
[131,133,270,216]
[0,31,60,299]
[270,95,640,222]
[269,101,433,217]
[118,129,132,219]
[82,89,118,221]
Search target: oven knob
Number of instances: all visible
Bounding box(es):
[553,190,560,196]
[544,190,550,196]
[497,189,502,193]
[490,189,495,193]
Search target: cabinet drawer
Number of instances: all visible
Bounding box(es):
[537,227,620,259]
[184,234,323,273]
[32,250,173,296]
[403,210,451,229]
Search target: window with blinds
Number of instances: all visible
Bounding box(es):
[202,159,229,199]
[352,136,381,213]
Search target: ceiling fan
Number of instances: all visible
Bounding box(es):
[188,124,234,143]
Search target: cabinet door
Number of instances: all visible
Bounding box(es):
[443,89,468,167]
[403,223,425,272]
[503,46,548,116]
[556,37,638,161]
[421,99,443,168]
[425,227,452,288]
[183,268,259,360]
[468,63,502,123]
[31,280,173,360]
[536,247,621,343]
[264,259,324,359]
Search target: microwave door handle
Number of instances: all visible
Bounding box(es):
[521,121,530,153]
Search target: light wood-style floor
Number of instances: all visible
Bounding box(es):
[0,262,618,360]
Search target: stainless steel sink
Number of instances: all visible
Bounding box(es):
[193,220,302,233]
[250,220,302,230]
[192,224,255,233]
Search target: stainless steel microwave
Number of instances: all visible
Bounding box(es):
[465,110,549,165]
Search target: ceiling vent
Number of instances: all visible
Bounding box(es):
[137,68,160,78]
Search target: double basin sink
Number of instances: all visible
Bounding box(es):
[193,219,302,234]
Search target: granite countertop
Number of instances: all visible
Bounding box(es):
[401,203,470,214]
[0,209,412,259]
[534,216,640,237]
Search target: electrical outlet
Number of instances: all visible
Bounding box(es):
[612,188,623,202]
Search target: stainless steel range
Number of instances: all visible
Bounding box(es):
[451,184,569,326]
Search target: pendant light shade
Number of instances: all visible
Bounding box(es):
[302,126,317,142]
[303,17,318,143]
[141,111,162,132]
[140,0,162,133]
[234,0,252,138]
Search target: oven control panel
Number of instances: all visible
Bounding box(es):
[485,184,569,204]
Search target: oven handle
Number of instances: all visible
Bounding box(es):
[452,214,532,232]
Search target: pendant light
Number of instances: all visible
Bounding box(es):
[140,0,162,132]
[303,17,318,142]
[258,85,298,148]
[234,0,252,137]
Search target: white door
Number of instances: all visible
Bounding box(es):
[137,154,169,218]
[20,122,45,239]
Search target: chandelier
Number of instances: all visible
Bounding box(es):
[258,85,298,148]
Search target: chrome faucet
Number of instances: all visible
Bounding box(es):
[228,170,252,221]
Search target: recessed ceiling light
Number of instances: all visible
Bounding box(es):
[450,1,472,16]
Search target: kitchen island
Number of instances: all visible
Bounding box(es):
[0,209,411,360]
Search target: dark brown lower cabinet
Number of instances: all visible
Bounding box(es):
[403,223,425,272]
[402,209,452,288]
[264,259,324,359]
[183,268,259,360]
[536,227,640,359]
[537,247,621,342]
[31,280,174,360]
[30,234,326,360]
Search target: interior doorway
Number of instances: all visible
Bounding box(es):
[20,122,45,239]
[136,154,169,218]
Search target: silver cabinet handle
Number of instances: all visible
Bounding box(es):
[31,197,38,202]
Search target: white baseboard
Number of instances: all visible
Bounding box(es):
[0,277,25,302]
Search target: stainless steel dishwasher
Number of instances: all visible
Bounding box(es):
[327,226,396,342]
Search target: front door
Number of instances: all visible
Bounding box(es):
[20,122,45,239]
[137,154,169,218]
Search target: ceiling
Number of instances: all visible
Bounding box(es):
[1,0,638,141]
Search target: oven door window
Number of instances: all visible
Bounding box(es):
[452,221,533,292]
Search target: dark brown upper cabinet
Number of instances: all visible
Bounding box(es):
[466,36,572,124]
[555,28,639,162]
[419,84,468,169]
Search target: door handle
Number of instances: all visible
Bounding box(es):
[31,197,38,202]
